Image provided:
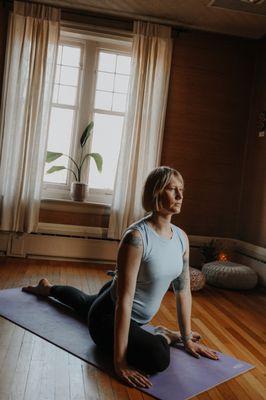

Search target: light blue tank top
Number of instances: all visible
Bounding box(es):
[109,216,186,324]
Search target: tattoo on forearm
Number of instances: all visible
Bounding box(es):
[172,261,189,292]
[123,231,143,248]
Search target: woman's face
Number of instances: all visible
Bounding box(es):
[159,175,184,215]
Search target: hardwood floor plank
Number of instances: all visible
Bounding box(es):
[54,347,71,400]
[0,326,24,399]
[23,336,46,400]
[82,363,101,400]
[8,331,35,400]
[68,354,86,400]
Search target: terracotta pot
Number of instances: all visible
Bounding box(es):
[70,182,87,202]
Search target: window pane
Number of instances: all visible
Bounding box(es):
[89,113,124,190]
[60,66,79,86]
[112,93,127,112]
[58,85,77,106]
[44,107,74,183]
[96,72,114,92]
[98,52,116,73]
[116,55,131,74]
[94,90,112,110]
[114,74,129,93]
[62,46,81,67]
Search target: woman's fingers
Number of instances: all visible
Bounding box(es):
[185,342,219,360]
[123,370,152,388]
[134,371,152,386]
[186,347,200,359]
[197,346,219,360]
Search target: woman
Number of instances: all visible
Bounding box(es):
[23,166,218,389]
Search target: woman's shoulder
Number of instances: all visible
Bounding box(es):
[125,215,149,233]
[171,224,189,253]
[121,216,150,250]
[172,225,188,239]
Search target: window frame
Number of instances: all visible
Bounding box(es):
[42,30,132,205]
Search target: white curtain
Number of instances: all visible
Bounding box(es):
[0,1,60,233]
[108,21,173,240]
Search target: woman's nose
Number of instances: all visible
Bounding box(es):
[176,190,182,199]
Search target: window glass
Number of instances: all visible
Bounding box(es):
[98,52,116,73]
[44,107,74,183]
[43,43,81,184]
[116,55,131,74]
[58,85,77,106]
[90,51,131,190]
[94,90,112,110]
[114,74,129,93]
[60,66,79,86]
[61,46,81,67]
[96,72,114,92]
[89,113,124,190]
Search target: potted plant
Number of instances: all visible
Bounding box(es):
[46,121,103,202]
[199,239,219,266]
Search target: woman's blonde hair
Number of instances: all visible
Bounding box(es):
[142,166,184,212]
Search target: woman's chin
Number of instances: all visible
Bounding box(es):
[172,206,181,214]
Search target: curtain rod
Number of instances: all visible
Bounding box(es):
[5,0,185,36]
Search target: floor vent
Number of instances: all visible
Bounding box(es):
[209,0,266,16]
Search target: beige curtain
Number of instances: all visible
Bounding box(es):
[0,1,60,233]
[108,21,173,240]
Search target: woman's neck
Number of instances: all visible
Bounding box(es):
[147,212,172,231]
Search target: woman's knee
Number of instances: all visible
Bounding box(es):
[148,342,170,372]
[137,336,170,373]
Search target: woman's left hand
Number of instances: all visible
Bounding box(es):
[191,331,201,342]
[184,340,219,360]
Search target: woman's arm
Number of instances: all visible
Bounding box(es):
[172,231,219,360]
[114,229,152,388]
[172,231,192,342]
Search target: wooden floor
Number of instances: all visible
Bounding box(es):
[0,257,265,400]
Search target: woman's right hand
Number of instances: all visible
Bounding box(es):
[114,361,153,388]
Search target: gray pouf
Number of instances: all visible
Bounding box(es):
[202,261,258,290]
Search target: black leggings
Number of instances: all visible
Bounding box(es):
[50,280,170,374]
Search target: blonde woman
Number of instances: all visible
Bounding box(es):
[23,166,218,389]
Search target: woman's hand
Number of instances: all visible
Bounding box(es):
[191,331,201,342]
[114,361,153,388]
[184,340,219,360]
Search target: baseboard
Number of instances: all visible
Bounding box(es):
[0,231,118,263]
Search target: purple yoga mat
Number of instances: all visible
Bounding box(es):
[0,288,254,400]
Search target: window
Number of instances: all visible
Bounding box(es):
[44,43,83,185]
[90,51,131,190]
[42,30,132,204]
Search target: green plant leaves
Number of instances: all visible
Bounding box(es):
[80,121,94,148]
[45,121,103,183]
[46,151,63,163]
[89,153,103,172]
[46,166,66,174]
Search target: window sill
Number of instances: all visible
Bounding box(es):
[41,198,111,214]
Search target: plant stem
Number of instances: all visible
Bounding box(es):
[64,154,79,173]
[66,168,78,182]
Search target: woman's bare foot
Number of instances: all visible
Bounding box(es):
[22,278,52,297]
[154,326,182,345]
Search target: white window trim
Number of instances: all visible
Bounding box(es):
[42,29,132,206]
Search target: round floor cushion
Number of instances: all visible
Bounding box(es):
[189,267,206,291]
[202,261,258,290]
